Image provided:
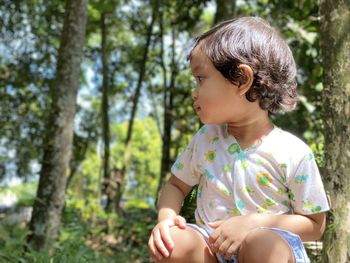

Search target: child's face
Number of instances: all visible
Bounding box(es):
[190,44,252,125]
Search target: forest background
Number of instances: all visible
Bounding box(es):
[0,0,349,262]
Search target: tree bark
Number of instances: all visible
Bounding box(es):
[27,0,88,251]
[214,0,236,24]
[320,1,350,262]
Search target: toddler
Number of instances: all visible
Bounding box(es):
[148,16,330,263]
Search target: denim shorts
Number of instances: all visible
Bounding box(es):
[187,223,310,263]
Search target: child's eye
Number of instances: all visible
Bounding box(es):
[195,76,205,84]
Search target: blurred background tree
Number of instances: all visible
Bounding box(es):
[0,0,346,262]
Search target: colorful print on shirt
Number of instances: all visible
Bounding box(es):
[171,124,330,225]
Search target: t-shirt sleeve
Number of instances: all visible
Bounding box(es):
[288,151,330,215]
[170,133,201,187]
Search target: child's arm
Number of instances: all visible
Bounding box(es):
[157,175,193,221]
[208,212,327,258]
[148,175,193,261]
[250,211,327,241]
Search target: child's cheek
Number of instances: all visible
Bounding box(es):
[202,99,219,119]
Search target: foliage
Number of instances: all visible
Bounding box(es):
[0,197,157,262]
[180,185,198,223]
[0,210,112,263]
[0,182,37,208]
[0,0,65,181]
[67,117,161,208]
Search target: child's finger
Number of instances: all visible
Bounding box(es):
[218,239,231,256]
[211,234,225,253]
[159,226,174,251]
[148,235,163,261]
[208,220,223,228]
[208,228,220,244]
[224,243,238,260]
[153,246,164,261]
[174,216,186,228]
[153,228,170,258]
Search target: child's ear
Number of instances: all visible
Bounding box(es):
[236,64,254,96]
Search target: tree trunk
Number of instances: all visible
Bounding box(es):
[27,0,88,251]
[214,0,236,24]
[66,130,93,192]
[113,0,157,210]
[100,12,113,212]
[155,13,176,204]
[320,1,350,262]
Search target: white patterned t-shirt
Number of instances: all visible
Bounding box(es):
[171,124,330,226]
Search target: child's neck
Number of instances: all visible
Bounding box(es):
[226,116,273,150]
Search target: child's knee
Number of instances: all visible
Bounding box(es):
[158,227,204,262]
[169,227,198,255]
[239,229,293,263]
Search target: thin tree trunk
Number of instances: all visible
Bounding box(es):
[99,12,113,212]
[320,0,350,262]
[155,15,176,205]
[150,84,163,137]
[214,0,236,24]
[112,0,157,210]
[65,130,93,192]
[27,0,88,251]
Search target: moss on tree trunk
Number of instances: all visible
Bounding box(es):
[320,0,350,262]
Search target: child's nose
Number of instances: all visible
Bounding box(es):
[191,88,198,100]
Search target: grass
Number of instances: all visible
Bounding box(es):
[0,203,157,263]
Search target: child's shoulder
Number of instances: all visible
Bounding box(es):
[266,126,314,160]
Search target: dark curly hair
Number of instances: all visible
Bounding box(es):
[187,16,298,114]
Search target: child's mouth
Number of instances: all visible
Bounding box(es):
[193,104,201,112]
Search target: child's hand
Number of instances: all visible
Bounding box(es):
[148,215,187,262]
[208,215,257,260]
